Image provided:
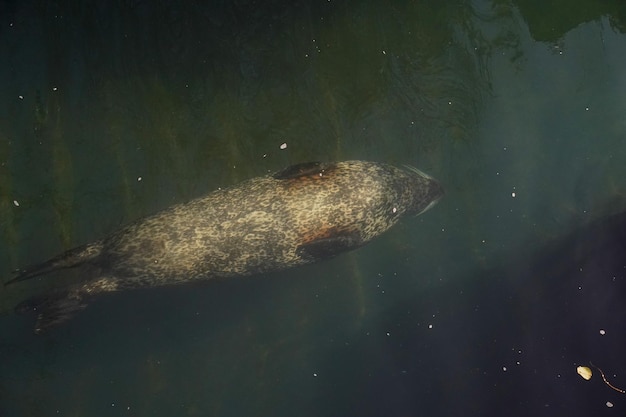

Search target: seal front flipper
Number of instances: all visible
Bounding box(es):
[273,162,335,180]
[296,231,363,261]
[15,288,88,334]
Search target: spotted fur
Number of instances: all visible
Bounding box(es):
[7,160,443,332]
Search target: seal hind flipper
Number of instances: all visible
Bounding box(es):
[5,242,103,286]
[15,290,87,334]
[296,231,363,261]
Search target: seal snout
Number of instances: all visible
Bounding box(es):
[428,178,445,203]
[412,178,443,216]
[400,166,444,216]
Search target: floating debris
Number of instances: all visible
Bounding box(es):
[590,362,626,394]
[577,366,592,380]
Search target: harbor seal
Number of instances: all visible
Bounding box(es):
[5,160,443,332]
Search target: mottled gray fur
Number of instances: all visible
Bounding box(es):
[7,160,443,332]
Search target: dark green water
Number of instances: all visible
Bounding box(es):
[1,0,626,416]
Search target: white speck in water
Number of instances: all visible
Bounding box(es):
[600,329,606,335]
[313,373,318,377]
[279,142,287,150]
[137,177,142,182]
[392,207,397,214]
[382,50,386,55]
[386,332,390,336]
[512,192,516,198]
[607,402,613,408]
[18,95,24,100]
[52,87,58,91]
[13,200,19,207]
[428,324,433,329]
[503,366,507,371]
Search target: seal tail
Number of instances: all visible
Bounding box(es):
[15,288,87,334]
[5,241,103,286]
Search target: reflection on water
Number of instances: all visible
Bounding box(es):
[1,0,626,416]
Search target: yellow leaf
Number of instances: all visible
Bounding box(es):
[577,366,592,380]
